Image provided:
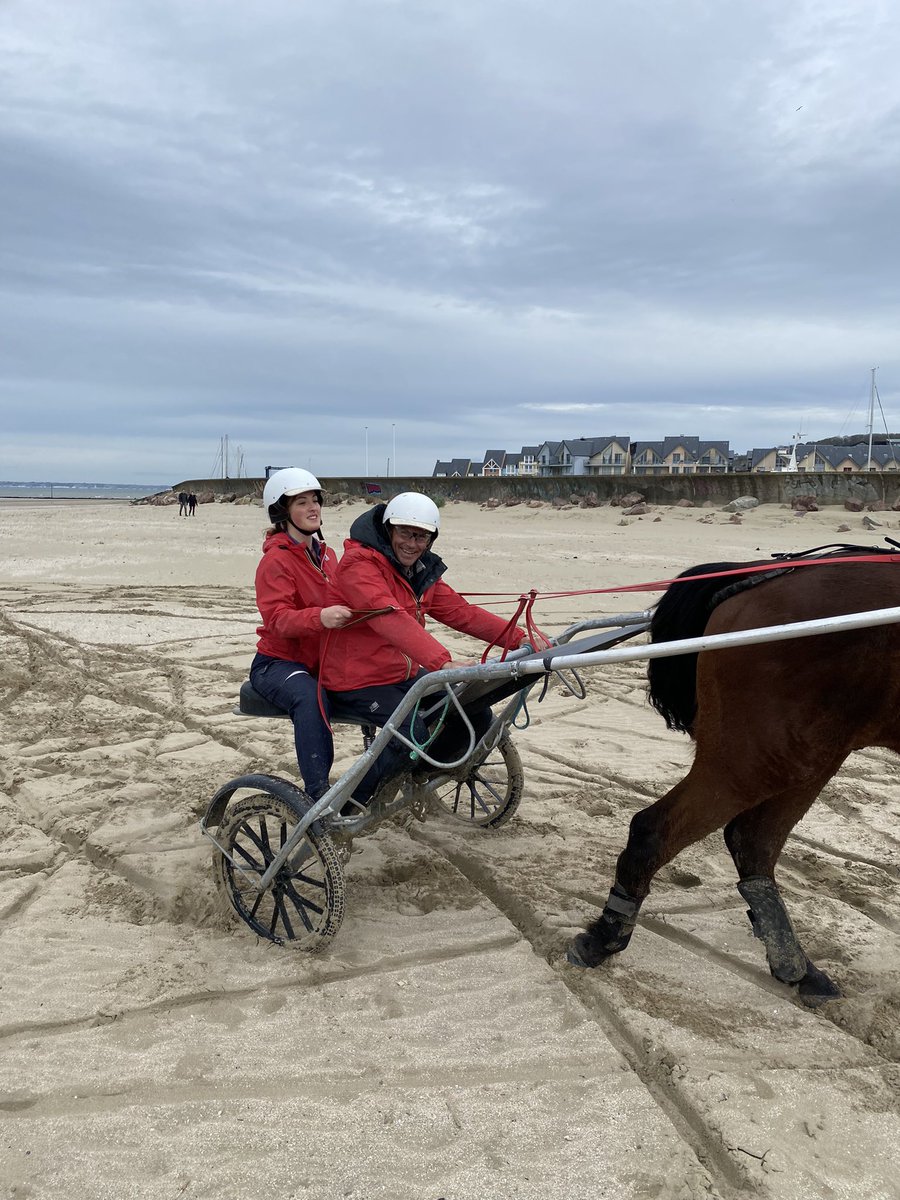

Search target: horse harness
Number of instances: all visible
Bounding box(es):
[706,539,900,617]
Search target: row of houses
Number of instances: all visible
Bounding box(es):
[434,435,900,478]
[434,436,731,478]
[748,442,900,473]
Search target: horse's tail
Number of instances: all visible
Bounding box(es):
[647,561,754,734]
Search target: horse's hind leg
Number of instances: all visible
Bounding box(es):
[567,762,753,968]
[724,780,843,1006]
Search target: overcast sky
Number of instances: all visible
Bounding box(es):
[3,0,900,483]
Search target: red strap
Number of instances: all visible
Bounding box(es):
[462,553,900,603]
[479,590,552,662]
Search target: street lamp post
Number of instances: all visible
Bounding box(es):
[392,423,396,477]
[365,426,369,475]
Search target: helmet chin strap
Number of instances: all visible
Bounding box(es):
[287,517,320,540]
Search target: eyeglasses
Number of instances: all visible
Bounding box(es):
[391,526,431,545]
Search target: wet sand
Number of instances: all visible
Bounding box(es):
[1,496,898,1199]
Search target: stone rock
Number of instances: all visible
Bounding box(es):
[619,491,645,508]
[236,494,258,505]
[701,500,715,509]
[197,492,216,505]
[653,516,662,522]
[675,498,694,508]
[216,493,237,503]
[722,496,759,513]
[836,523,851,532]
[551,496,567,508]
[527,499,543,508]
[623,503,649,516]
[862,514,882,530]
[791,494,819,512]
[483,497,502,509]
[580,491,599,508]
[617,518,630,526]
[503,498,521,507]
[729,513,742,524]
[844,499,864,512]
[893,498,900,512]
[867,500,889,511]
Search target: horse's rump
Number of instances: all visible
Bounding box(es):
[646,549,900,736]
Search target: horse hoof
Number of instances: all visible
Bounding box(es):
[566,933,607,969]
[797,962,843,1008]
[566,941,590,968]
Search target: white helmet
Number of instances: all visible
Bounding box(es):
[383,492,440,535]
[263,467,323,523]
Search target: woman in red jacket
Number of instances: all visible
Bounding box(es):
[250,468,351,799]
[321,492,526,806]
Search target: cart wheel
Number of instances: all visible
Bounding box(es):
[431,734,524,829]
[214,791,345,950]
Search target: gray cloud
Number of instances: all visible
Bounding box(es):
[2,0,899,483]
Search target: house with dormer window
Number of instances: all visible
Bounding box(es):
[631,436,730,475]
[480,450,506,477]
[536,441,565,474]
[583,437,631,475]
[518,446,539,475]
[630,442,667,474]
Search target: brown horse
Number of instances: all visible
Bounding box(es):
[566,546,900,1005]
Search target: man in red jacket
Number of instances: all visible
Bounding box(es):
[321,492,527,806]
[251,468,351,799]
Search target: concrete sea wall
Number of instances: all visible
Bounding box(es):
[172,472,900,508]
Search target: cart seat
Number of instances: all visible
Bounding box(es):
[235,681,374,729]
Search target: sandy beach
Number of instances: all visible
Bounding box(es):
[1,494,898,1200]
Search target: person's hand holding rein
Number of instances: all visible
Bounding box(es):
[320,605,354,629]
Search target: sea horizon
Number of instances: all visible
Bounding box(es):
[0,480,170,500]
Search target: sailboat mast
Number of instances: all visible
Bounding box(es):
[866,368,877,470]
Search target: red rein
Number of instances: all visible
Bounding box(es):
[469,553,900,661]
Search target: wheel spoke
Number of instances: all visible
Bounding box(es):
[291,870,327,890]
[257,817,273,859]
[231,839,266,870]
[471,773,504,809]
[282,882,321,927]
[274,891,296,940]
[236,820,272,861]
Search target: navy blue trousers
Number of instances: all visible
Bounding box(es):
[328,672,492,804]
[249,652,333,799]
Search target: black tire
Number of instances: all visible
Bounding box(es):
[430,734,524,829]
[214,791,345,951]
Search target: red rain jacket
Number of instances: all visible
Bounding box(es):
[320,506,525,691]
[255,531,338,670]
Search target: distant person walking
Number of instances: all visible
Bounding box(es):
[177,491,189,516]
[188,493,197,516]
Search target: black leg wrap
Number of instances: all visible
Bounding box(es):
[737,876,807,984]
[566,882,643,969]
